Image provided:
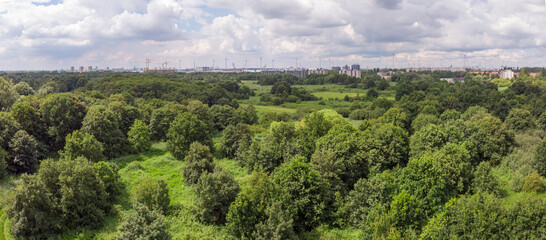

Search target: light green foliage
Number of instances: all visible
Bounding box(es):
[273,157,330,232]
[182,142,215,185]
[61,130,105,162]
[491,77,512,87]
[464,113,515,163]
[167,112,211,160]
[8,130,39,174]
[344,170,399,227]
[537,112,546,131]
[195,167,240,224]
[82,105,127,158]
[409,123,463,159]
[522,171,545,193]
[313,125,368,191]
[439,109,460,121]
[389,190,422,230]
[226,171,279,239]
[536,139,546,176]
[117,203,171,240]
[377,107,408,129]
[421,193,546,239]
[400,143,472,216]
[504,108,535,131]
[128,119,151,153]
[133,176,170,214]
[40,93,86,150]
[14,81,35,96]
[240,122,298,172]
[0,77,19,111]
[471,161,502,196]
[209,104,240,131]
[367,123,409,172]
[0,111,21,150]
[219,123,253,159]
[253,201,297,240]
[411,113,440,132]
[6,157,117,239]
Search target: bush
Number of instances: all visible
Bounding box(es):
[6,157,117,239]
[273,157,329,232]
[60,130,104,162]
[0,148,8,179]
[219,123,253,159]
[252,201,297,240]
[133,176,170,214]
[8,130,39,174]
[226,172,279,239]
[471,161,502,196]
[182,142,215,185]
[117,203,171,240]
[536,139,546,177]
[522,171,546,193]
[505,108,535,131]
[167,112,211,160]
[81,105,127,158]
[128,119,151,153]
[195,167,240,224]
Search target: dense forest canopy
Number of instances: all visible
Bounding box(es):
[0,70,544,239]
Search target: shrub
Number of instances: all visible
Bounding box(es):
[167,112,211,160]
[8,130,38,174]
[195,167,240,224]
[128,119,151,153]
[117,203,171,240]
[471,161,502,196]
[182,142,215,185]
[522,171,546,193]
[219,123,253,159]
[252,201,297,240]
[133,176,170,214]
[60,130,104,162]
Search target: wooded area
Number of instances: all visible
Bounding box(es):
[0,70,544,239]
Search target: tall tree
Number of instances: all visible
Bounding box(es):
[167,112,211,160]
[40,93,86,150]
[0,77,19,111]
[81,105,126,158]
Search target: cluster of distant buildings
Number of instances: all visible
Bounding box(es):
[469,69,538,80]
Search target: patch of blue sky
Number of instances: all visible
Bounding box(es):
[31,0,63,6]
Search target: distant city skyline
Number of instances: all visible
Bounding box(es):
[1,0,546,71]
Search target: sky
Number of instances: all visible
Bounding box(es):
[0,0,546,70]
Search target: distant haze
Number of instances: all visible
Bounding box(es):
[1,0,546,70]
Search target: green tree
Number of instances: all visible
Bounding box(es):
[117,203,171,240]
[128,119,151,153]
[40,93,86,150]
[377,107,408,129]
[14,81,35,95]
[209,104,239,131]
[7,157,116,239]
[195,167,240,224]
[252,201,297,240]
[60,130,104,162]
[367,123,409,172]
[10,101,44,142]
[8,130,38,174]
[0,77,19,111]
[273,157,329,232]
[367,88,379,98]
[81,105,127,158]
[182,142,215,185]
[411,113,440,132]
[108,100,142,136]
[504,108,535,131]
[522,171,545,193]
[0,148,8,179]
[0,112,21,150]
[389,190,423,231]
[149,107,179,141]
[471,161,501,196]
[219,123,253,159]
[226,171,279,239]
[167,112,211,160]
[133,176,170,214]
[536,139,546,177]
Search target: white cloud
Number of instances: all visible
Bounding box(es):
[0,0,546,70]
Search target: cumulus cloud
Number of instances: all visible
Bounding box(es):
[0,0,545,70]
